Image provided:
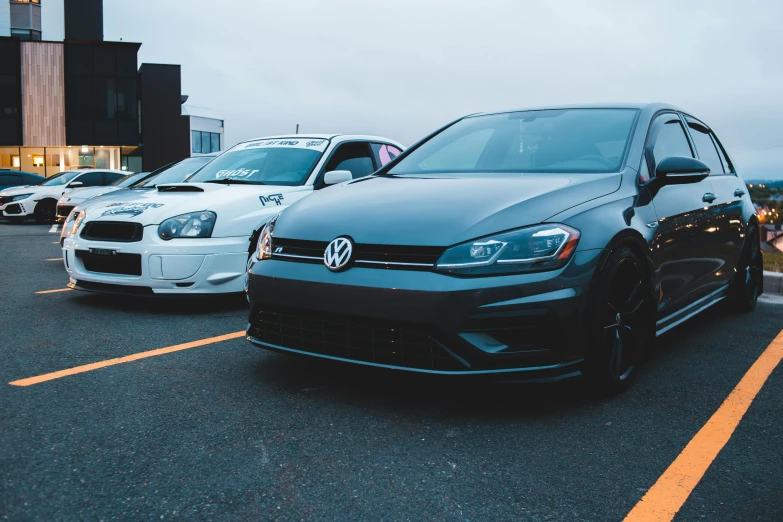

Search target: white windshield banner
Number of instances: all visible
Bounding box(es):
[231,138,329,152]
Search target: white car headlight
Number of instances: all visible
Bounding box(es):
[158,211,217,240]
[257,214,280,260]
[435,224,581,276]
[66,209,86,238]
[9,193,32,202]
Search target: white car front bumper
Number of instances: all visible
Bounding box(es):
[62,229,250,295]
[0,199,34,218]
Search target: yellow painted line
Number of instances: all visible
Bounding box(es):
[9,331,245,387]
[35,288,73,294]
[624,328,783,522]
[45,258,63,261]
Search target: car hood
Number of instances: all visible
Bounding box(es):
[0,185,49,197]
[275,173,622,246]
[61,186,119,203]
[82,183,312,237]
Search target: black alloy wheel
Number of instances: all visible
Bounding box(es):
[585,247,652,395]
[727,225,763,312]
[34,202,56,225]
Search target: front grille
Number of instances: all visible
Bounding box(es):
[81,221,143,242]
[249,306,466,371]
[75,250,142,276]
[57,204,75,218]
[271,238,445,270]
[0,196,16,205]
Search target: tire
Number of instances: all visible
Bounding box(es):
[726,225,762,313]
[34,200,56,225]
[583,247,654,396]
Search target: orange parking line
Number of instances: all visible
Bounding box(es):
[9,331,245,387]
[624,328,783,522]
[35,288,72,294]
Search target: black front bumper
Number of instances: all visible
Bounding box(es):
[246,249,604,381]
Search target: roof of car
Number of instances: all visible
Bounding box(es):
[236,134,402,145]
[473,102,682,117]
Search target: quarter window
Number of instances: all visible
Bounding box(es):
[371,143,402,167]
[651,115,693,168]
[686,119,724,175]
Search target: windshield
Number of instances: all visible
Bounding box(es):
[41,171,81,186]
[111,172,146,187]
[388,108,639,175]
[187,138,329,186]
[136,156,214,188]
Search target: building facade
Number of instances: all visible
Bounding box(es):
[0,0,223,176]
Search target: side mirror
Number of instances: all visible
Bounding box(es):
[323,170,353,186]
[67,181,83,188]
[655,157,710,185]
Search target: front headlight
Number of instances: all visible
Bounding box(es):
[435,224,580,276]
[10,193,32,202]
[257,214,279,260]
[68,209,86,238]
[158,211,217,240]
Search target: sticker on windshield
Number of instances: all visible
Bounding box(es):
[100,202,164,218]
[215,168,259,180]
[231,139,329,152]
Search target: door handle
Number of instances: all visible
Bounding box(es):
[734,189,746,197]
[702,193,717,203]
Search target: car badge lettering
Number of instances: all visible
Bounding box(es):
[324,237,353,271]
[259,194,284,206]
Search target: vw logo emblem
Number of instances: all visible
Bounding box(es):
[324,236,353,271]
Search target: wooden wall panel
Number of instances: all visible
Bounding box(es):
[22,42,66,147]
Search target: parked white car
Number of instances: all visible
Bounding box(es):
[0,169,127,224]
[61,135,404,295]
[55,154,220,223]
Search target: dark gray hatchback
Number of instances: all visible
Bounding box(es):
[245,104,761,394]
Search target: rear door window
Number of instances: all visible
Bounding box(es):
[685,118,725,175]
[103,172,126,185]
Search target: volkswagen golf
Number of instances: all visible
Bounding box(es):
[245,104,761,394]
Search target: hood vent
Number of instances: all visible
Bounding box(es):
[157,185,204,193]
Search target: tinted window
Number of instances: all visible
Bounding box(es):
[651,116,693,167]
[686,120,724,174]
[371,143,403,167]
[325,143,376,179]
[111,172,145,187]
[0,174,21,185]
[74,172,103,187]
[137,156,213,187]
[389,109,639,175]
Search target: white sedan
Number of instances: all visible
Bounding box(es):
[61,134,404,295]
[0,169,127,224]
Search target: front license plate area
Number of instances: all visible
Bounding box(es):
[89,248,117,256]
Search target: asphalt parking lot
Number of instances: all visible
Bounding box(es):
[1,223,782,521]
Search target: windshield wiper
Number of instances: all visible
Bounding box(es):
[204,179,261,185]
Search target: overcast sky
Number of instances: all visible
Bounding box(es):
[105,0,783,179]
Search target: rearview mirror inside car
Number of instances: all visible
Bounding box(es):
[324,170,353,185]
[655,157,710,185]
